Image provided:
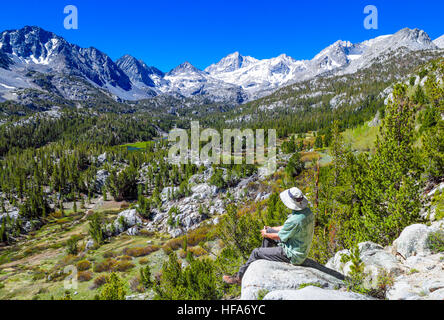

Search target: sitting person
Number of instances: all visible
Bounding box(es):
[223,187,315,285]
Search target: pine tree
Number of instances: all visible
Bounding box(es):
[353,84,423,245]
[98,273,126,300]
[140,265,152,289]
[88,213,104,246]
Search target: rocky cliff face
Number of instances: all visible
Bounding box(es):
[0,26,132,90]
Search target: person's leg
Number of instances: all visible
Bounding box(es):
[261,238,278,248]
[237,246,290,279]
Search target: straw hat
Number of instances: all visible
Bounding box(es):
[279,187,309,211]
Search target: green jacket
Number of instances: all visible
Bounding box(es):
[278,207,315,265]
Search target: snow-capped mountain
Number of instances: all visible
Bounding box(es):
[434,35,444,49]
[0,26,441,104]
[206,28,439,99]
[161,61,247,103]
[206,53,310,98]
[0,26,132,91]
[205,52,258,74]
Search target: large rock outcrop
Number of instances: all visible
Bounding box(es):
[391,223,442,259]
[326,241,405,280]
[325,222,444,300]
[263,286,374,300]
[240,259,345,300]
[105,209,143,236]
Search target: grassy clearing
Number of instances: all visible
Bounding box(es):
[342,123,379,153]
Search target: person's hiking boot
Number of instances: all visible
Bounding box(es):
[223,275,242,285]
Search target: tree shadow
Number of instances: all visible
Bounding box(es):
[301,258,346,281]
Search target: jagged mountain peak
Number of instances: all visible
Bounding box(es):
[0,26,132,92]
[205,52,258,74]
[116,54,164,88]
[0,26,441,104]
[390,27,437,49]
[167,61,202,76]
[433,34,444,49]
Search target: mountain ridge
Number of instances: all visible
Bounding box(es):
[0,26,442,104]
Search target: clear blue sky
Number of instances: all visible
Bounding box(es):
[0,0,442,72]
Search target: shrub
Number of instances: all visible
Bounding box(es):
[209,169,227,189]
[285,152,305,179]
[130,276,144,293]
[299,283,323,289]
[123,245,160,257]
[78,271,93,282]
[178,249,187,258]
[408,268,419,275]
[139,229,155,237]
[256,289,270,300]
[76,260,91,271]
[91,274,109,289]
[139,258,149,265]
[370,270,395,299]
[93,259,117,273]
[162,238,182,251]
[116,255,133,261]
[112,260,135,272]
[162,246,173,255]
[427,231,444,254]
[189,246,207,257]
[103,251,116,258]
[154,253,222,300]
[32,269,46,281]
[66,236,79,255]
[344,245,369,295]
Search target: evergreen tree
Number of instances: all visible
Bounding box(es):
[88,213,104,246]
[98,273,126,300]
[140,265,152,289]
[352,84,423,245]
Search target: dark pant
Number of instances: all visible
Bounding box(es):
[237,238,290,279]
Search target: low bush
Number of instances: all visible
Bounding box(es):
[103,251,117,258]
[112,260,135,272]
[189,246,207,257]
[139,229,155,237]
[179,246,208,258]
[123,245,160,257]
[116,255,133,261]
[78,271,93,282]
[90,274,109,290]
[65,236,79,255]
[427,230,444,253]
[129,276,144,293]
[162,238,183,251]
[93,258,117,273]
[76,260,91,271]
